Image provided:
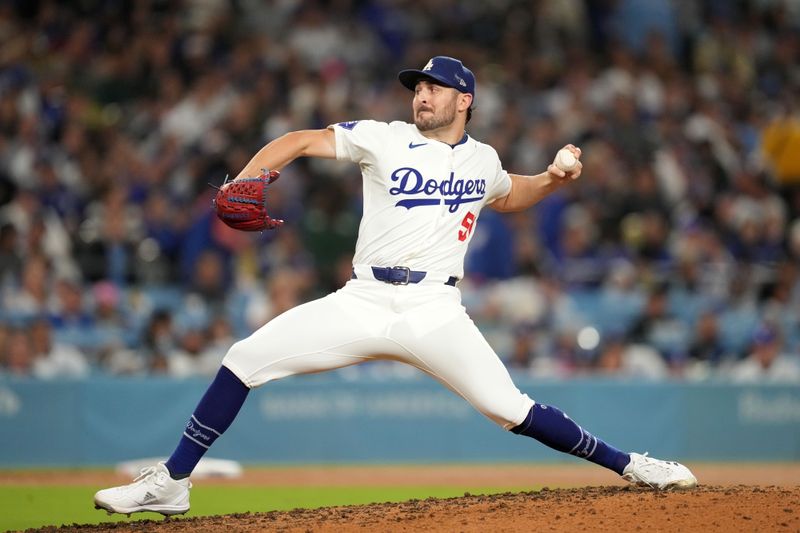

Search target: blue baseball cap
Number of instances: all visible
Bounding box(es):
[398,56,475,100]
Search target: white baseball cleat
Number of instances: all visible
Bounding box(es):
[94,462,191,516]
[622,452,698,490]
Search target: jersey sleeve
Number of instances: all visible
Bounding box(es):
[329,120,389,165]
[484,151,513,204]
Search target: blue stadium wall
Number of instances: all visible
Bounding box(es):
[0,375,798,467]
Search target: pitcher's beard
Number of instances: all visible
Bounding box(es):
[414,101,457,131]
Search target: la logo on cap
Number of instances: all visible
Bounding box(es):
[423,59,434,71]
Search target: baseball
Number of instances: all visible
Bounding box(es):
[555,148,578,172]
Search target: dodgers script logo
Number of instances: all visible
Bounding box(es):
[185,420,211,443]
[389,167,485,213]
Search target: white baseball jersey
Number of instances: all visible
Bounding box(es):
[223,120,533,431]
[332,120,512,279]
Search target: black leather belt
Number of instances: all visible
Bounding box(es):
[351,266,457,286]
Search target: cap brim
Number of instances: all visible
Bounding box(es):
[398,69,455,91]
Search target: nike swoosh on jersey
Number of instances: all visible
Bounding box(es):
[408,141,428,149]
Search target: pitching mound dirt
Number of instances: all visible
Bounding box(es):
[25,485,800,533]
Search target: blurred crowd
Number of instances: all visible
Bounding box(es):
[0,0,799,382]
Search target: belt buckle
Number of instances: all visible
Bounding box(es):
[390,266,411,285]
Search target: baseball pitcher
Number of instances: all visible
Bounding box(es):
[95,56,696,517]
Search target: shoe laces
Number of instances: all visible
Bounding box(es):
[639,452,681,468]
[633,452,682,480]
[133,466,167,487]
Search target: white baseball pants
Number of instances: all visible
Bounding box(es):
[222,277,534,429]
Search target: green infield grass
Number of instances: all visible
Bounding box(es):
[0,485,528,532]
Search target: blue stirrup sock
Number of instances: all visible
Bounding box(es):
[165,366,250,479]
[511,403,631,475]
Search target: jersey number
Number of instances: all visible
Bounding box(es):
[458,212,476,242]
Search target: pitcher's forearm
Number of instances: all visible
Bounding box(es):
[235,129,336,179]
[492,172,562,212]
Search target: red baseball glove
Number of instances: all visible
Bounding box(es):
[212,170,283,231]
